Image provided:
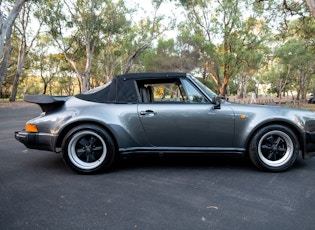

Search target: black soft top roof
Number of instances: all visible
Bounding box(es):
[75,72,187,103]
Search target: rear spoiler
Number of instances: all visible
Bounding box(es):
[24,95,69,113]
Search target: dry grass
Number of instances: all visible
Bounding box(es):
[229,95,315,110]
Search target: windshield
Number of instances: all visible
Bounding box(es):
[188,74,217,99]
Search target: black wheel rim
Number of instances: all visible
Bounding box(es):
[75,134,103,163]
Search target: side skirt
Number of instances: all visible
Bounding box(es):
[119,147,246,158]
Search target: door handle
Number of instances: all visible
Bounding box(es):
[140,110,157,116]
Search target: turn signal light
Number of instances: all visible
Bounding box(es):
[25,123,38,133]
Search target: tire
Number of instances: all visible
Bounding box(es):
[248,124,299,172]
[61,125,116,174]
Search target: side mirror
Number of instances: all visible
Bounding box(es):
[213,95,221,109]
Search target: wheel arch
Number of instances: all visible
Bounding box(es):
[245,121,304,155]
[55,121,119,152]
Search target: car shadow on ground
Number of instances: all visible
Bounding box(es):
[24,152,70,173]
[24,151,311,174]
[115,155,256,172]
[114,154,312,173]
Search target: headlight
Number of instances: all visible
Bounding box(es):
[25,123,38,133]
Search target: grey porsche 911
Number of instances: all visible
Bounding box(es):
[15,72,315,174]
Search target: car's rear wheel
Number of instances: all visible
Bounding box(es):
[61,125,116,174]
[248,124,299,172]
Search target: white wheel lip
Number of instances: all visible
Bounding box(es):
[258,130,293,167]
[68,130,107,170]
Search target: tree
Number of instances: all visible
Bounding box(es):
[42,0,109,93]
[306,0,315,17]
[9,1,42,101]
[32,45,64,95]
[123,0,175,74]
[232,17,269,99]
[90,0,175,84]
[42,0,149,92]
[179,0,265,96]
[89,0,134,82]
[141,37,199,72]
[0,0,28,94]
[142,38,179,72]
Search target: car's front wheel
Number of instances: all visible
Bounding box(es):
[61,125,116,174]
[248,124,299,172]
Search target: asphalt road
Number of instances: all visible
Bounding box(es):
[1,105,315,230]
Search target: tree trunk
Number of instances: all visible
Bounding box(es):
[237,85,244,99]
[3,1,37,100]
[9,5,29,102]
[9,73,20,102]
[0,0,27,58]
[220,75,229,96]
[0,25,13,91]
[64,45,92,93]
[124,43,150,74]
[9,30,26,101]
[43,83,47,95]
[0,1,25,94]
[306,0,315,17]
[9,53,25,102]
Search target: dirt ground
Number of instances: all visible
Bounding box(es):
[0,101,38,109]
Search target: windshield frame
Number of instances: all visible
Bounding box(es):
[187,74,217,102]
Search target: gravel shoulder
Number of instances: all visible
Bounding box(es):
[0,101,38,109]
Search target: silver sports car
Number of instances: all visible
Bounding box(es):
[15,72,315,174]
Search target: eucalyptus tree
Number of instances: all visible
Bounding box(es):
[275,17,315,99]
[30,34,65,95]
[0,0,28,95]
[91,0,134,82]
[123,0,176,73]
[255,0,315,19]
[142,38,178,72]
[91,0,177,84]
[178,0,266,96]
[9,1,42,101]
[141,36,199,72]
[262,38,315,100]
[42,0,130,92]
[232,17,270,99]
[306,0,315,17]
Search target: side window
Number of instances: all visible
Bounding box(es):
[181,78,207,103]
[150,83,188,102]
[138,79,188,103]
[137,78,207,103]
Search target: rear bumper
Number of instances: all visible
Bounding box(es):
[15,130,56,152]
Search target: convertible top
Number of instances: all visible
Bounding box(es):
[75,72,187,103]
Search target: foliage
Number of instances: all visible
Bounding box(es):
[1,0,315,101]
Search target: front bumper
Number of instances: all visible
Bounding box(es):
[15,130,56,152]
[305,131,315,159]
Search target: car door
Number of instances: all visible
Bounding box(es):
[137,78,235,147]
